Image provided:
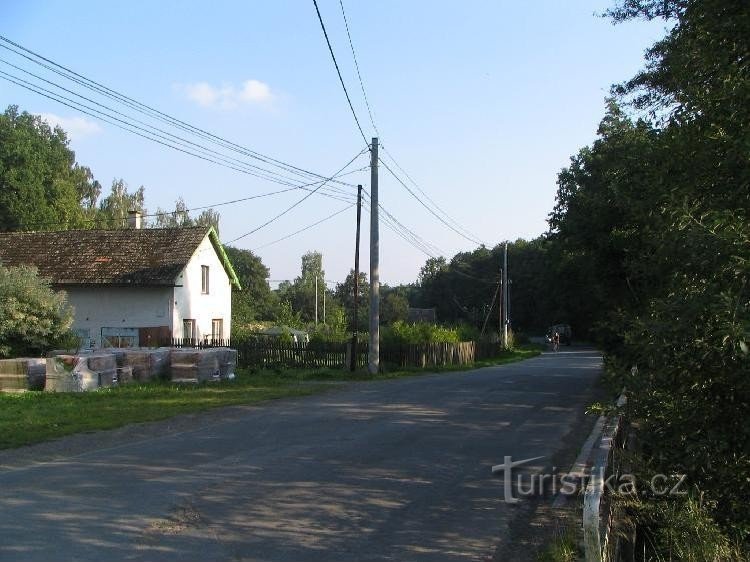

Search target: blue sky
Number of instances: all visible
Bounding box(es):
[1,1,667,285]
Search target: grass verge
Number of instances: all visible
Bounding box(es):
[536,525,580,562]
[0,346,540,450]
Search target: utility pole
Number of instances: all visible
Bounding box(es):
[323,281,326,324]
[369,138,380,375]
[315,275,319,325]
[498,268,503,340]
[502,242,509,349]
[351,185,363,371]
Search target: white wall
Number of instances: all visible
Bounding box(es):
[172,234,232,341]
[63,286,173,348]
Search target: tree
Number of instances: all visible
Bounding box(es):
[97,179,146,228]
[152,198,221,235]
[381,289,409,325]
[282,251,324,323]
[0,262,74,357]
[194,208,220,235]
[223,246,276,327]
[152,197,192,229]
[418,256,447,285]
[547,0,750,542]
[335,269,368,332]
[0,106,88,231]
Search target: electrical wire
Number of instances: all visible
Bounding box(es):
[480,281,501,336]
[311,0,369,146]
[0,35,358,188]
[380,144,487,245]
[16,187,302,230]
[360,192,443,259]
[338,0,379,136]
[0,65,368,197]
[226,149,366,244]
[321,8,485,248]
[252,204,354,250]
[0,59,353,190]
[0,71,322,189]
[378,157,485,246]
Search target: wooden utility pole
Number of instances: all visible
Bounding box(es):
[502,242,509,348]
[315,275,318,324]
[499,268,503,339]
[351,184,363,371]
[369,138,380,375]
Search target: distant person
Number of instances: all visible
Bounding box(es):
[552,331,560,352]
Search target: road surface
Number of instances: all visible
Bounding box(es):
[0,349,601,561]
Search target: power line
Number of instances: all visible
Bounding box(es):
[378,157,485,246]
[0,34,358,188]
[321,8,485,248]
[360,190,444,258]
[15,187,302,230]
[311,0,369,146]
[380,144,487,245]
[226,149,366,244]
[338,0,379,136]
[0,69,367,213]
[0,58,351,190]
[252,204,354,250]
[0,63,368,197]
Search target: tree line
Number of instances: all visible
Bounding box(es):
[547,0,748,556]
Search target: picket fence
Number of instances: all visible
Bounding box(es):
[158,338,503,370]
[221,340,502,370]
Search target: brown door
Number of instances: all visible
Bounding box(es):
[138,326,171,347]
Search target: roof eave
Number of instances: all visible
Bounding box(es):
[206,227,242,290]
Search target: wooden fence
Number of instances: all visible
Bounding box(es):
[229,340,503,370]
[158,338,504,371]
[160,338,232,349]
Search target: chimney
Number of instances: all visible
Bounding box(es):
[127,210,142,229]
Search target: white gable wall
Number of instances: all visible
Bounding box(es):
[172,234,232,341]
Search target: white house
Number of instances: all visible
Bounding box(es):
[0,214,240,348]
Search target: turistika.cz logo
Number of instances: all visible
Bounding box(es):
[491,455,687,503]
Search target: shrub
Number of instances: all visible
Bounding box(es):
[381,321,460,345]
[0,263,74,357]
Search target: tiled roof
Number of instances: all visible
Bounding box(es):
[0,227,214,286]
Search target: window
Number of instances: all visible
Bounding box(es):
[212,319,223,342]
[183,319,196,340]
[201,265,210,294]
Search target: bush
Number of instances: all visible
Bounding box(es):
[307,309,349,344]
[0,263,74,357]
[381,321,460,345]
[623,492,747,561]
[455,323,480,342]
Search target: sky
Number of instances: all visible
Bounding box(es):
[1,1,668,286]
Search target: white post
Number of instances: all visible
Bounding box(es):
[369,137,380,374]
[502,242,508,349]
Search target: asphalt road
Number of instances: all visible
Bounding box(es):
[0,349,601,562]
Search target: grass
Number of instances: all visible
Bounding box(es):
[536,526,580,562]
[0,346,541,450]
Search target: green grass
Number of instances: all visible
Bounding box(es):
[536,526,580,562]
[0,346,540,450]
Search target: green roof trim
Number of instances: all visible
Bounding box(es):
[206,227,242,290]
